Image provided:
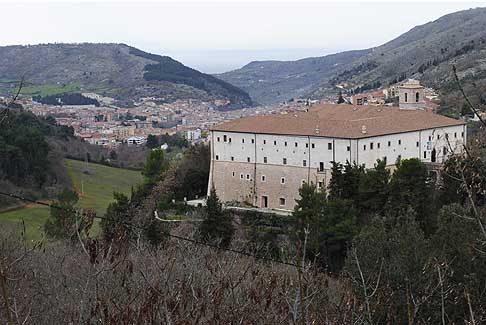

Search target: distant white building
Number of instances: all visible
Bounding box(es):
[186,128,202,142]
[127,136,146,146]
[160,143,169,150]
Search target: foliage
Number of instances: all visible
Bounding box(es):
[345,212,432,324]
[33,92,100,106]
[142,149,168,183]
[440,152,486,207]
[357,159,390,221]
[0,109,73,187]
[386,158,435,235]
[44,189,93,240]
[198,187,234,248]
[100,192,131,242]
[291,183,359,271]
[146,134,159,149]
[328,161,364,201]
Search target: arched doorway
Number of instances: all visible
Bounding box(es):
[431,148,437,163]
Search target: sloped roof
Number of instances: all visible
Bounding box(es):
[211,104,465,139]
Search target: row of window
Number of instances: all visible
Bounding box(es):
[216,134,333,150]
[217,132,464,150]
[232,171,326,188]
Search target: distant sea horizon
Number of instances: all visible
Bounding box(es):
[158,47,347,74]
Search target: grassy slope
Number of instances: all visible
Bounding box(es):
[0,159,143,241]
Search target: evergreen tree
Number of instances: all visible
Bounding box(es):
[328,161,364,201]
[198,187,234,248]
[344,211,430,324]
[44,189,83,240]
[358,159,390,221]
[291,182,326,255]
[142,149,168,183]
[101,192,131,242]
[328,162,344,200]
[146,134,159,149]
[386,158,434,235]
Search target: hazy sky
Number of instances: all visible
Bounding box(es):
[0,0,484,72]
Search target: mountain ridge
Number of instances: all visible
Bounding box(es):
[0,43,254,109]
[218,7,486,110]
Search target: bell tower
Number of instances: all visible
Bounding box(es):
[398,79,425,110]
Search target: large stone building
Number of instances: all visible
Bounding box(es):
[208,82,466,210]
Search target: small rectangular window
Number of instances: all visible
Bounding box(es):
[461,132,464,138]
[279,198,286,206]
[437,135,440,140]
[261,175,266,182]
[228,137,232,143]
[303,160,307,167]
[263,157,268,163]
[251,138,255,144]
[306,143,309,148]
[263,139,266,144]
[223,135,227,142]
[328,143,332,150]
[247,157,250,163]
[232,172,235,177]
[295,142,298,147]
[416,141,419,147]
[370,142,374,150]
[215,155,219,160]
[240,173,243,179]
[281,177,285,184]
[423,151,427,159]
[242,139,245,143]
[283,158,287,165]
[347,146,351,152]
[428,136,431,141]
[454,132,457,138]
[312,143,315,149]
[274,140,277,145]
[318,181,323,188]
[445,133,449,139]
[363,145,366,151]
[398,140,402,145]
[231,156,234,161]
[284,141,287,146]
[388,141,391,147]
[217,137,220,142]
[319,162,324,172]
[377,143,381,149]
[246,174,250,180]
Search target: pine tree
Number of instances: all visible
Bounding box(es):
[198,187,234,248]
[142,149,168,183]
[44,188,85,240]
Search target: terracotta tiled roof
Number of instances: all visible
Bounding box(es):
[211,104,465,139]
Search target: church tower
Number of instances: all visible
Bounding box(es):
[398,79,425,110]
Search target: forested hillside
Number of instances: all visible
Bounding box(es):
[0,43,254,109]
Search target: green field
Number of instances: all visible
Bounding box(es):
[0,159,143,242]
[21,82,81,96]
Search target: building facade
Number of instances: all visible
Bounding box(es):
[208,90,466,210]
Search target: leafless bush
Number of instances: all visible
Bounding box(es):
[0,224,356,324]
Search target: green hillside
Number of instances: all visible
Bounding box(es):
[0,159,143,241]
